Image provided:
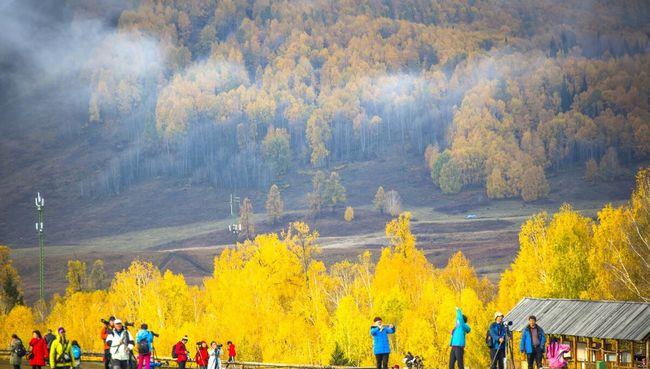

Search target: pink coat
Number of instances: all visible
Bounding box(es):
[546,342,571,368]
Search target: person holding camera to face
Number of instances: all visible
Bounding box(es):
[370,317,396,369]
[105,320,135,369]
[195,342,209,369]
[101,317,116,369]
[207,342,221,369]
[488,312,507,369]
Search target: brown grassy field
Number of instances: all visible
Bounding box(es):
[7,155,637,304]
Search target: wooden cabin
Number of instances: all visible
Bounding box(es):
[504,298,649,369]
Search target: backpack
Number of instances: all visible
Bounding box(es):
[171,344,178,359]
[72,345,82,360]
[485,329,493,347]
[138,339,150,355]
[15,341,27,357]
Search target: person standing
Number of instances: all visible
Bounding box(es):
[10,334,25,369]
[226,341,236,363]
[488,312,507,369]
[195,342,209,369]
[136,324,153,369]
[44,331,56,352]
[101,318,115,369]
[29,330,48,369]
[49,327,76,369]
[370,317,396,369]
[449,307,471,369]
[105,320,134,369]
[520,316,545,369]
[207,342,219,369]
[173,337,189,369]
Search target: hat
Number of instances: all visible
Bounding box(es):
[114,319,123,325]
[494,312,504,319]
[58,327,65,333]
[181,336,189,341]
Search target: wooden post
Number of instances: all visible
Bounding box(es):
[646,340,649,369]
[645,338,650,368]
[614,340,620,369]
[571,336,578,369]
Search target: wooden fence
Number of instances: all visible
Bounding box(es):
[0,350,373,369]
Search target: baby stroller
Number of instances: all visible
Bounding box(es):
[547,339,571,369]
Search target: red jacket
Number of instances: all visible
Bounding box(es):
[174,342,188,363]
[29,337,49,366]
[228,343,236,357]
[195,347,208,366]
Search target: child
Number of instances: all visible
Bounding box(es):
[546,338,571,369]
[71,340,82,369]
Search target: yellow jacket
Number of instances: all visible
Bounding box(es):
[49,335,77,368]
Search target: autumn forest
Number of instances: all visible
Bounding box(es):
[0,0,649,367]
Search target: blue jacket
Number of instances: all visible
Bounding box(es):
[370,325,396,354]
[488,322,506,350]
[520,325,545,354]
[136,329,154,351]
[450,308,471,347]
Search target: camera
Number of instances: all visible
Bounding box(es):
[151,332,160,338]
[124,321,135,327]
[502,320,513,326]
[101,319,111,325]
[216,344,223,348]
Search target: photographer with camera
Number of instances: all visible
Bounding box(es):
[370,317,395,369]
[195,342,209,369]
[101,317,116,369]
[105,320,135,369]
[49,328,76,369]
[487,312,507,369]
[173,336,189,369]
[207,342,222,369]
[136,324,154,369]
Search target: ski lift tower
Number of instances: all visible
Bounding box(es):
[34,192,45,301]
[227,194,241,243]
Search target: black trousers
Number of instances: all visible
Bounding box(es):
[178,361,187,369]
[527,346,543,369]
[449,346,464,369]
[375,353,389,369]
[104,350,111,369]
[490,348,504,369]
[14,365,20,369]
[110,359,129,369]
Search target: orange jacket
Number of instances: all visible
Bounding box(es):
[101,327,110,350]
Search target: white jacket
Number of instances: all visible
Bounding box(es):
[208,348,222,369]
[106,329,134,361]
